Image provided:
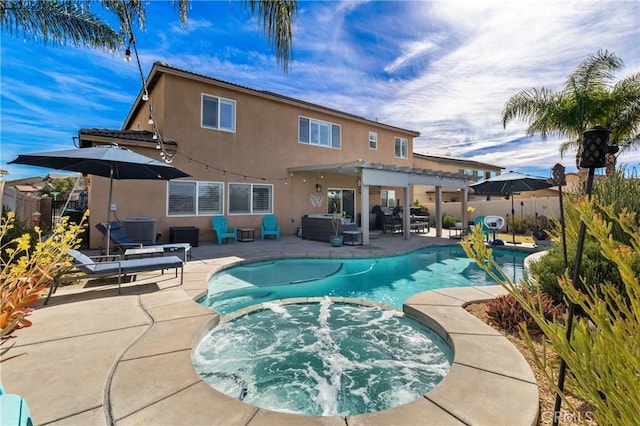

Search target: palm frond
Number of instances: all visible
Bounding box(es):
[245,0,296,73]
[567,49,622,94]
[1,0,122,50]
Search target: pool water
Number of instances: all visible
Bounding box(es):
[200,245,526,314]
[193,298,453,416]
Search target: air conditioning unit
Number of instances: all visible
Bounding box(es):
[123,217,157,245]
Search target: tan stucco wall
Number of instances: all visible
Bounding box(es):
[86,70,417,249]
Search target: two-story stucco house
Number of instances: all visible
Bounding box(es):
[80,62,471,248]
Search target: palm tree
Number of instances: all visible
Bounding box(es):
[502,50,640,177]
[0,0,122,50]
[1,0,296,72]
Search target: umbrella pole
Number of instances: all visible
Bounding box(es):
[106,166,114,255]
[511,190,516,245]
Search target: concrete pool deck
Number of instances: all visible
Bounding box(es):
[3,231,540,425]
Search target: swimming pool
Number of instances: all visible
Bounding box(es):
[199,245,526,315]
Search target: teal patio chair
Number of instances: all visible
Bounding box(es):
[212,216,237,245]
[473,215,491,242]
[261,215,281,240]
[0,381,33,426]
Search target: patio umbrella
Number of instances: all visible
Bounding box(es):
[469,171,552,245]
[9,144,190,254]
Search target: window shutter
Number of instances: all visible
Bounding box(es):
[202,96,218,128]
[168,181,196,215]
[252,185,272,213]
[299,117,309,143]
[197,182,222,215]
[229,183,250,214]
[219,99,235,131]
[331,125,341,148]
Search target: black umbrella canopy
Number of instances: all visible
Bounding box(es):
[470,171,553,195]
[9,144,189,180]
[9,144,190,253]
[470,171,552,245]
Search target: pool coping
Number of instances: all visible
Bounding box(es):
[102,254,539,425]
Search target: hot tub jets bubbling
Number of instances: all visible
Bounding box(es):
[193,298,452,416]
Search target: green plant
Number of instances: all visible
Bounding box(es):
[330,203,341,237]
[413,199,420,207]
[1,211,88,362]
[532,167,640,303]
[1,207,39,264]
[442,214,460,228]
[507,215,528,235]
[462,197,640,425]
[486,292,564,335]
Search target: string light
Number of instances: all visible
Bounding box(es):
[122,2,175,164]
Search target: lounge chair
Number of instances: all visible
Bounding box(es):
[211,216,237,245]
[261,215,280,240]
[95,222,191,261]
[45,249,184,305]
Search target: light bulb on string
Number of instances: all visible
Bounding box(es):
[152,133,158,140]
[148,115,154,125]
[124,47,132,62]
[155,144,161,149]
[142,91,149,101]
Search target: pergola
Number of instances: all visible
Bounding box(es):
[288,160,473,245]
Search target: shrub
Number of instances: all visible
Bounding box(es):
[442,214,460,228]
[1,207,38,264]
[531,166,640,304]
[507,214,528,234]
[529,238,630,304]
[486,292,564,335]
[1,211,87,361]
[463,197,640,425]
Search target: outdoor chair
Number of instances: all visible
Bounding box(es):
[211,216,237,245]
[382,214,403,234]
[472,215,491,242]
[261,215,281,240]
[95,222,191,261]
[0,382,32,426]
[45,249,184,305]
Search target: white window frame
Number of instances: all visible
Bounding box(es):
[201,94,236,132]
[167,180,224,217]
[369,131,377,150]
[298,116,341,149]
[394,137,408,159]
[381,189,396,208]
[228,182,274,215]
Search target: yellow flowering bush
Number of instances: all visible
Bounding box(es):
[1,211,87,361]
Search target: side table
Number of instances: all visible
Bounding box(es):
[343,230,363,246]
[237,228,255,242]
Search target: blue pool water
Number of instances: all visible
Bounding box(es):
[193,298,453,416]
[194,246,526,416]
[200,245,526,314]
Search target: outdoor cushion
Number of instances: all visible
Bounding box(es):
[45,250,184,305]
[95,222,191,261]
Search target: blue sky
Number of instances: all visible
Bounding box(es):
[2,0,639,181]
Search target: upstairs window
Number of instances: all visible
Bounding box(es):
[369,131,377,150]
[202,94,236,132]
[299,116,341,149]
[394,137,408,159]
